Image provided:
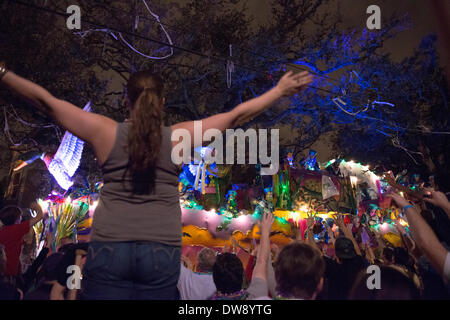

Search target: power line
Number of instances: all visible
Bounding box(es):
[6,0,340,94]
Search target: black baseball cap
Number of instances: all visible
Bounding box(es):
[335,237,357,260]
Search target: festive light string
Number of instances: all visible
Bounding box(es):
[5,0,450,138]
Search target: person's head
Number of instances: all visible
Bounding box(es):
[196,247,216,273]
[335,237,357,261]
[212,253,244,294]
[382,247,395,264]
[126,70,165,194]
[36,253,64,284]
[349,265,420,300]
[394,247,410,268]
[274,243,325,299]
[0,206,22,226]
[60,237,74,247]
[57,242,75,254]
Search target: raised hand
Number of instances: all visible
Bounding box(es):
[423,188,450,209]
[386,192,410,209]
[258,211,275,237]
[326,226,335,241]
[333,214,352,238]
[275,71,313,96]
[306,212,315,229]
[29,201,43,216]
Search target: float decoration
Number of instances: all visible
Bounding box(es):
[13,102,92,190]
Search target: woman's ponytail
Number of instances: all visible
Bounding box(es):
[126,71,164,194]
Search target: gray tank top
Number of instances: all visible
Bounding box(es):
[90,122,181,246]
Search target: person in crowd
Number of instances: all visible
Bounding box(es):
[0,244,22,300]
[177,248,216,300]
[0,61,312,299]
[246,212,325,300]
[349,265,420,300]
[388,191,450,283]
[50,241,89,300]
[21,233,52,294]
[0,202,43,285]
[24,252,64,300]
[382,247,395,265]
[210,252,247,300]
[272,243,325,299]
[321,214,369,300]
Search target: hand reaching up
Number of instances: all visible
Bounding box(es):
[276,70,313,96]
[423,188,450,209]
[306,212,315,229]
[29,201,44,226]
[253,212,275,282]
[258,211,275,237]
[386,192,410,209]
[333,214,351,238]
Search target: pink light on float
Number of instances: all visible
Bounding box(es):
[381,222,389,231]
[88,200,98,217]
[235,214,247,225]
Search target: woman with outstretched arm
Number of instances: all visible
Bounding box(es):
[0,62,312,299]
[388,192,450,282]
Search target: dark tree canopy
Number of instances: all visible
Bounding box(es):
[0,0,448,200]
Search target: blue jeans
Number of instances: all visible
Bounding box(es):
[81,242,181,300]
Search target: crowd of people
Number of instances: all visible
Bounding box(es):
[1,180,450,300]
[1,62,449,300]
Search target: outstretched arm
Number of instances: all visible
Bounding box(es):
[172,71,313,148]
[388,192,449,280]
[252,212,275,282]
[0,66,117,165]
[306,213,320,251]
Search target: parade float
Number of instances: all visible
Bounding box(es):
[176,151,405,252]
[30,143,407,257]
